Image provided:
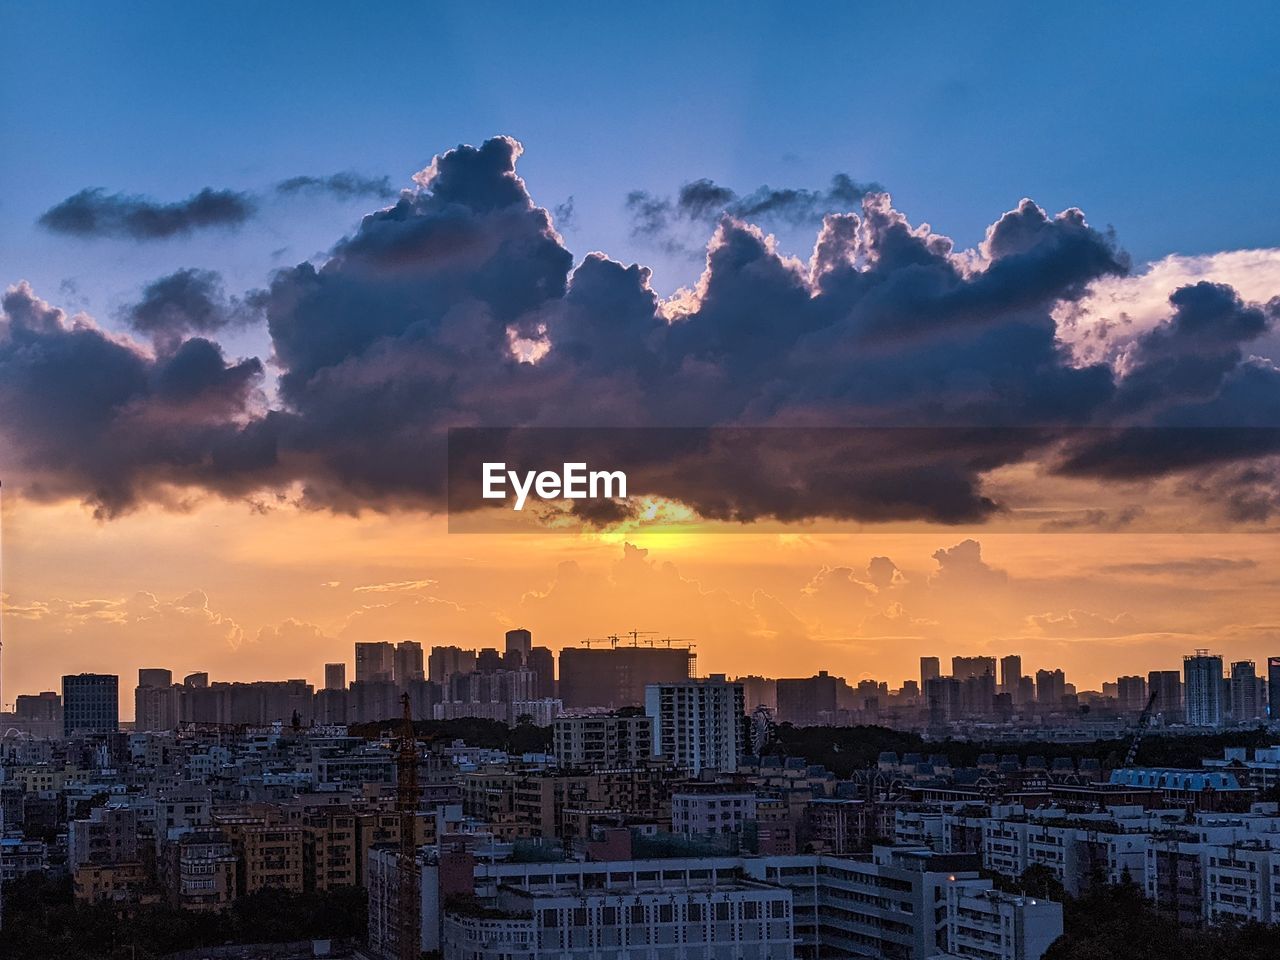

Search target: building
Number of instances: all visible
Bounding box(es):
[527,646,555,700]
[1035,669,1065,708]
[324,662,346,691]
[62,673,119,736]
[552,713,653,769]
[942,887,1064,960]
[355,641,396,683]
[672,785,758,838]
[428,645,477,684]
[1229,660,1262,722]
[645,674,745,775]
[135,668,179,732]
[394,640,425,684]
[69,805,139,868]
[505,628,532,666]
[775,672,840,726]
[1000,655,1023,697]
[953,656,996,681]
[559,643,694,709]
[921,656,941,689]
[1148,670,1183,722]
[1117,675,1148,714]
[1185,651,1224,727]
[1269,657,1280,722]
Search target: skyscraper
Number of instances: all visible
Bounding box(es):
[920,657,941,689]
[1268,657,1280,721]
[63,673,119,736]
[559,643,695,709]
[354,641,395,683]
[999,655,1022,696]
[1229,660,1261,721]
[428,645,476,684]
[394,640,424,684]
[1117,675,1148,714]
[645,674,745,775]
[1035,669,1065,707]
[1147,670,1182,722]
[134,668,178,732]
[1184,651,1224,727]
[324,662,346,691]
[505,628,532,666]
[952,656,996,681]
[776,672,840,726]
[528,646,555,700]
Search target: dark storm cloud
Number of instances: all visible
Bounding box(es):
[0,283,273,518]
[275,172,396,200]
[8,137,1280,524]
[123,268,255,353]
[627,173,883,251]
[39,187,256,240]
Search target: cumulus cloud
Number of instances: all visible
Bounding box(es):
[39,187,256,239]
[627,173,882,252]
[7,136,1280,525]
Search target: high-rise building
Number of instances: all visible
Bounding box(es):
[559,643,694,709]
[1229,660,1262,721]
[920,656,941,689]
[476,647,503,673]
[952,656,996,682]
[645,675,745,775]
[394,641,424,684]
[504,628,532,666]
[324,662,346,691]
[776,672,840,726]
[428,646,477,684]
[354,641,395,683]
[1035,669,1066,707]
[1146,670,1181,723]
[527,646,555,700]
[1184,651,1224,727]
[1117,675,1148,713]
[1268,657,1280,721]
[999,655,1022,695]
[135,668,179,732]
[63,673,119,736]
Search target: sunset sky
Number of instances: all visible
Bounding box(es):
[3,2,1280,717]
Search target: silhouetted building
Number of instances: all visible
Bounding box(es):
[355,642,395,683]
[528,646,555,700]
[394,641,424,684]
[1147,670,1182,722]
[1269,657,1280,721]
[1000,655,1022,697]
[324,663,346,691]
[1035,669,1065,707]
[953,656,996,682]
[1229,660,1262,722]
[135,668,179,732]
[63,673,119,736]
[776,671,840,726]
[920,657,941,689]
[428,646,476,684]
[505,628,532,666]
[476,647,503,674]
[1117,675,1148,713]
[558,643,694,710]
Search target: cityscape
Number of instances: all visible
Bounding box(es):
[3,630,1280,958]
[4,3,1280,958]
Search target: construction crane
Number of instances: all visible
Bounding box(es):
[582,631,697,649]
[396,693,421,960]
[1123,689,1160,768]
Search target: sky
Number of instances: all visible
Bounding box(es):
[2,2,1280,715]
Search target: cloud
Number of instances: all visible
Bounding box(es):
[122,268,256,353]
[39,187,255,240]
[1026,608,1138,638]
[275,172,396,200]
[1100,557,1257,577]
[627,173,883,252]
[8,137,1280,526]
[351,578,438,594]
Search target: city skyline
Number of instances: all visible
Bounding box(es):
[4,4,1280,725]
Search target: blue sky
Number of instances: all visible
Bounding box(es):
[3,0,1278,328]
